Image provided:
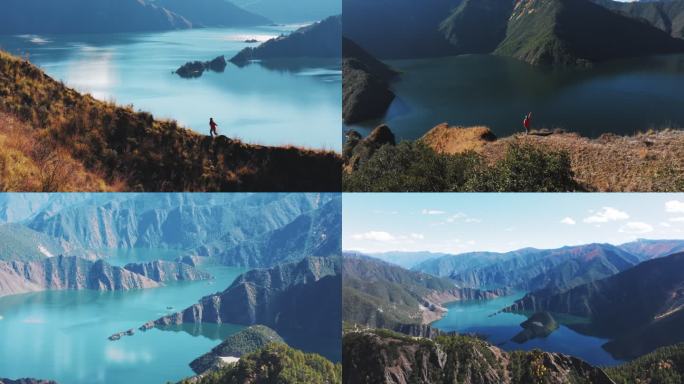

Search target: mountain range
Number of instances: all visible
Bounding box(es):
[7,193,340,268]
[230,0,341,23]
[505,251,684,359]
[344,0,684,66]
[411,239,684,294]
[343,253,504,332]
[592,0,684,39]
[0,0,271,35]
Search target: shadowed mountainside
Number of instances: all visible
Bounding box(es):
[0,50,341,192]
[231,16,341,65]
[505,252,684,359]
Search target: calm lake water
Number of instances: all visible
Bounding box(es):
[348,54,684,140]
[0,26,341,151]
[0,249,248,384]
[432,293,623,367]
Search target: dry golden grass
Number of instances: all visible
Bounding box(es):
[420,124,684,192]
[420,123,497,155]
[0,112,121,192]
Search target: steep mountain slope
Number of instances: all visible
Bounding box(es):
[0,224,89,262]
[180,343,342,384]
[414,243,641,294]
[618,239,684,260]
[439,0,514,53]
[145,257,341,353]
[230,16,341,65]
[154,0,271,27]
[342,38,398,125]
[208,196,341,267]
[0,0,191,34]
[593,0,684,39]
[343,254,503,330]
[0,50,341,192]
[190,325,284,374]
[0,255,159,297]
[606,343,684,384]
[496,0,684,66]
[343,329,615,384]
[25,193,338,265]
[506,252,684,359]
[123,260,211,282]
[343,0,460,59]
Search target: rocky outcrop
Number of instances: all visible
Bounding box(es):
[108,329,135,341]
[190,325,284,374]
[420,124,497,155]
[343,125,396,173]
[175,56,227,78]
[342,38,398,125]
[0,255,159,297]
[343,329,615,384]
[230,16,341,65]
[143,257,341,341]
[511,311,559,343]
[123,260,211,282]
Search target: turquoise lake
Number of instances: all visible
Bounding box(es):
[347,54,684,141]
[0,26,341,151]
[432,293,623,367]
[0,249,248,384]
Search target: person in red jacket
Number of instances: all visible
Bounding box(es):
[209,118,219,138]
[523,112,532,135]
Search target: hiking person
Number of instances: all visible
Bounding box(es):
[523,112,532,134]
[209,118,219,138]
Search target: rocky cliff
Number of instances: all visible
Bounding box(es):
[0,255,159,297]
[123,260,211,283]
[145,257,341,342]
[342,38,398,125]
[343,329,615,384]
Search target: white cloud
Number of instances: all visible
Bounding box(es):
[465,218,482,223]
[583,207,629,223]
[619,222,654,234]
[666,200,684,213]
[560,217,576,225]
[422,209,446,215]
[669,217,684,222]
[351,231,396,242]
[410,233,425,240]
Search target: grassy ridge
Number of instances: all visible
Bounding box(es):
[0,50,341,192]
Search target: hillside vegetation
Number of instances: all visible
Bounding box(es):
[181,343,342,384]
[0,50,341,191]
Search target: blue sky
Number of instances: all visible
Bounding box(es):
[343,194,684,254]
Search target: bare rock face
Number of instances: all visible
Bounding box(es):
[0,255,159,297]
[123,260,211,282]
[344,125,396,173]
[343,330,616,384]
